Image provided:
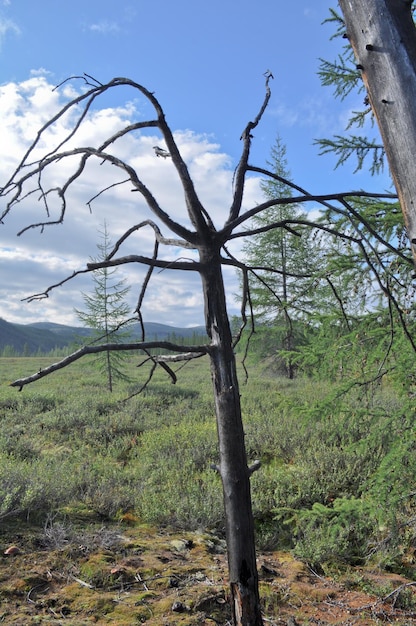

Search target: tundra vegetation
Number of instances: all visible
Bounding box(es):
[75,221,133,392]
[0,353,416,624]
[0,349,414,566]
[2,3,416,623]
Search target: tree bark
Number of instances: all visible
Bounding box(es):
[338,0,416,265]
[200,246,263,626]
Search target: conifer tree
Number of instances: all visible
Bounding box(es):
[242,136,321,377]
[75,223,132,391]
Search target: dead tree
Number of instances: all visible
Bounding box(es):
[0,74,405,625]
[338,0,416,266]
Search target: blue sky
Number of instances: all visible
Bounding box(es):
[0,0,391,327]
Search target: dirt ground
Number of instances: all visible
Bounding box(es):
[1,519,416,625]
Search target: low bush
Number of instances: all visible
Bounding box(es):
[285,497,376,568]
[0,356,415,575]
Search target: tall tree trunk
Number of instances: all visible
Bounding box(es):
[106,349,113,392]
[280,235,295,379]
[338,0,416,265]
[200,247,263,626]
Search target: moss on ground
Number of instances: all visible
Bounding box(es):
[1,518,416,625]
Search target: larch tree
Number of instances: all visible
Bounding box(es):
[242,136,320,378]
[0,73,402,625]
[242,133,415,386]
[75,222,132,392]
[312,4,416,386]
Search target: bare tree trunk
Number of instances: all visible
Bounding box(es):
[338,0,416,264]
[201,248,263,626]
[280,237,295,379]
[106,349,113,392]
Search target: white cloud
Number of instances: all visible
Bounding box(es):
[88,20,120,35]
[0,15,19,47]
[0,76,262,327]
[29,67,52,77]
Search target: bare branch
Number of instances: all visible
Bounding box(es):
[247,158,410,266]
[122,361,158,400]
[248,460,262,476]
[222,246,256,380]
[137,349,177,384]
[107,221,196,258]
[153,352,206,363]
[87,254,201,272]
[226,190,398,233]
[236,164,410,263]
[22,267,93,302]
[325,275,352,331]
[135,240,159,325]
[12,146,199,242]
[230,217,365,250]
[0,76,207,244]
[86,178,132,212]
[11,341,209,389]
[20,252,200,304]
[226,72,273,225]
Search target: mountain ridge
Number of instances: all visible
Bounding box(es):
[0,318,207,354]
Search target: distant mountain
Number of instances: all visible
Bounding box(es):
[28,322,94,342]
[0,318,71,354]
[0,318,207,355]
[129,322,207,341]
[28,321,207,341]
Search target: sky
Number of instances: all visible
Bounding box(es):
[0,0,392,328]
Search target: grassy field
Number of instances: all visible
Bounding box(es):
[0,355,334,530]
[1,354,416,623]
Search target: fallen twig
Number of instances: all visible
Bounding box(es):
[70,575,95,589]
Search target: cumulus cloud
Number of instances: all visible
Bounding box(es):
[0,76,262,327]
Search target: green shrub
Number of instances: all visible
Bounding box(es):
[0,454,79,520]
[137,464,223,529]
[285,497,376,568]
[81,470,138,518]
[134,421,223,529]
